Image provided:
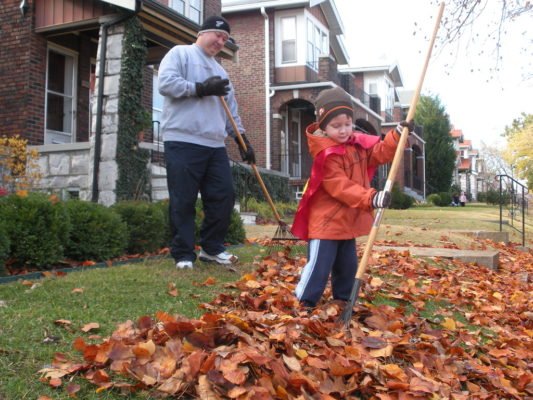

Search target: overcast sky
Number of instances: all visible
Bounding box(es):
[335,0,532,149]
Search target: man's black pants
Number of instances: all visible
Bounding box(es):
[164,141,234,263]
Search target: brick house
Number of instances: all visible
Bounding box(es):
[450,128,487,200]
[1,0,424,204]
[0,0,234,205]
[221,0,425,200]
[339,66,426,200]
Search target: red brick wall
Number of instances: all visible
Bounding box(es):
[200,0,221,20]
[0,0,39,142]
[221,11,266,166]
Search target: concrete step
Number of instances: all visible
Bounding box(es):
[373,246,499,270]
[452,230,509,243]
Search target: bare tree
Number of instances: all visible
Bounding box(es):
[420,1,532,80]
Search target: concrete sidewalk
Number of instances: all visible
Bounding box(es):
[373,246,499,270]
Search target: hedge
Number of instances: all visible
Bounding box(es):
[64,200,128,261]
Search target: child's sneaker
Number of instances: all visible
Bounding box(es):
[199,250,238,265]
[176,260,193,269]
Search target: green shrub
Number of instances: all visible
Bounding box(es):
[112,201,166,254]
[427,192,452,206]
[232,164,290,203]
[194,200,246,245]
[241,197,297,222]
[0,193,70,269]
[437,192,452,206]
[390,185,414,209]
[482,189,508,205]
[153,199,172,248]
[64,200,128,261]
[0,221,10,276]
[427,193,441,206]
[225,209,246,245]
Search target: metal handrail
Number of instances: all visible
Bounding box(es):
[496,174,528,246]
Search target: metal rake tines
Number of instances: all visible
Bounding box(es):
[272,223,300,241]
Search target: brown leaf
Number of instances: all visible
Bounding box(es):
[81,322,100,333]
[282,354,301,372]
[167,282,178,297]
[66,383,81,396]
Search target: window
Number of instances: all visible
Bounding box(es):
[45,46,77,144]
[281,17,296,63]
[169,0,202,24]
[152,68,164,143]
[306,18,327,71]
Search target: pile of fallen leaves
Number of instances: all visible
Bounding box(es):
[40,240,532,399]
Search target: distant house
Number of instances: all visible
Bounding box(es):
[450,128,487,200]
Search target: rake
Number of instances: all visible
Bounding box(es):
[339,2,445,328]
[219,97,303,252]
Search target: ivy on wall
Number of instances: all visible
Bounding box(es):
[116,16,151,201]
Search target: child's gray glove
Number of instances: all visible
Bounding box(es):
[372,190,391,209]
[395,120,415,136]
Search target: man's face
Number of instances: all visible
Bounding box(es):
[197,31,229,57]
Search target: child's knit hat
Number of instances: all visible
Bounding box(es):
[315,87,354,129]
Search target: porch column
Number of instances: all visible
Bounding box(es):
[87,21,125,206]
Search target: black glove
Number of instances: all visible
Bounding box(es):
[395,120,415,136]
[195,76,230,97]
[234,134,256,164]
[372,190,391,209]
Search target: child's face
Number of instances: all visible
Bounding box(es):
[323,114,353,144]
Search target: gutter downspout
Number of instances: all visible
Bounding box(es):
[260,7,271,169]
[91,9,139,202]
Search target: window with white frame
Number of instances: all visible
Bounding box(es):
[281,16,297,63]
[169,0,202,24]
[306,18,328,71]
[45,45,78,144]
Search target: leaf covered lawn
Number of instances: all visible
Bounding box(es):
[40,240,532,399]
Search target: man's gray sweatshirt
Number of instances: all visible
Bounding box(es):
[158,43,245,148]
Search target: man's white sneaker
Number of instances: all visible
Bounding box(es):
[199,250,238,265]
[176,260,193,269]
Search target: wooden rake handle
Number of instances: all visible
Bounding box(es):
[219,96,284,224]
[355,2,445,281]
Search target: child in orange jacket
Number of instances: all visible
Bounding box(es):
[291,86,412,308]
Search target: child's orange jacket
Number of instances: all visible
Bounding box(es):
[291,122,399,240]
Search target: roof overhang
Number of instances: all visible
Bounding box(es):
[222,0,348,64]
[139,0,238,60]
[101,0,139,11]
[35,0,237,61]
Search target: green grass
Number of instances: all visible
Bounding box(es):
[0,245,259,399]
[0,204,529,399]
